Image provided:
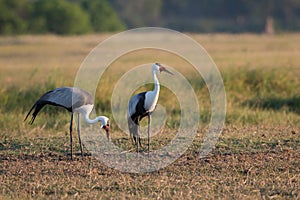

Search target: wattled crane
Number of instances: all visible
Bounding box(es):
[24,87,110,159]
[127,63,173,155]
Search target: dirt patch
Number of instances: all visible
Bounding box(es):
[1,148,299,199]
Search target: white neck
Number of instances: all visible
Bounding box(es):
[74,104,101,124]
[144,67,161,112]
[82,112,100,124]
[152,68,160,94]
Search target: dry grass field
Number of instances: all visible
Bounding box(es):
[0,33,299,199]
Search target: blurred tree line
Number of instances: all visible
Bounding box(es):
[111,0,300,33]
[1,0,300,35]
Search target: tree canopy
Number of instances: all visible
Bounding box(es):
[0,0,125,35]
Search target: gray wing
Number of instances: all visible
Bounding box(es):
[24,87,94,124]
[38,87,94,110]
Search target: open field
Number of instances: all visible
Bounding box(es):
[0,33,300,199]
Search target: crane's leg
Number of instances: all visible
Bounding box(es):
[128,117,135,147]
[69,113,73,160]
[77,113,83,156]
[147,113,151,157]
[130,135,135,147]
[138,126,142,149]
[136,117,140,154]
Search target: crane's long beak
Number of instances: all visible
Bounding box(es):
[159,66,174,75]
[102,124,110,141]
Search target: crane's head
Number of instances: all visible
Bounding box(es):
[99,116,110,141]
[153,63,174,75]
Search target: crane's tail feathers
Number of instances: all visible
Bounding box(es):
[127,117,139,145]
[28,115,37,125]
[24,104,35,122]
[24,103,39,125]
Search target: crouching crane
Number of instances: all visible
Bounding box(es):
[24,87,110,159]
[127,63,173,155]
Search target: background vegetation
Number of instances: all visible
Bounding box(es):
[1,0,300,35]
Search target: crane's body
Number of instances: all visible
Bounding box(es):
[24,87,110,159]
[127,63,173,154]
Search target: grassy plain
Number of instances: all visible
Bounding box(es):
[0,33,299,199]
